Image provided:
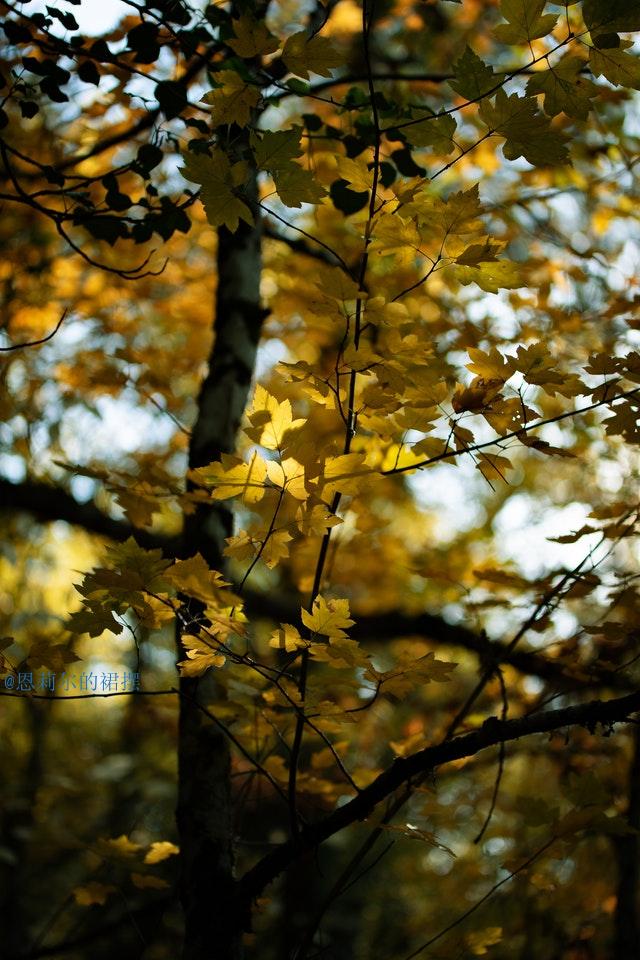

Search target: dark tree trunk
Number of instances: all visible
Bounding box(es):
[176,193,264,959]
[612,727,640,960]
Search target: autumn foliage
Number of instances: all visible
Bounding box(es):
[1,1,640,958]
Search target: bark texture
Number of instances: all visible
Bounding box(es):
[613,727,640,960]
[176,196,264,959]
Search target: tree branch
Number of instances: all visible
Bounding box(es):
[239,689,640,907]
[0,476,179,554]
[0,477,630,693]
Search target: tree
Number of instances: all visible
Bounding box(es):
[1,0,640,957]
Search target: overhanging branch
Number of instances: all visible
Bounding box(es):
[0,477,629,692]
[239,689,640,905]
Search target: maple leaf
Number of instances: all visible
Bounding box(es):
[309,636,369,669]
[260,529,293,568]
[590,43,640,90]
[318,452,372,499]
[131,873,169,890]
[228,16,279,57]
[476,452,513,485]
[266,458,308,500]
[144,841,179,864]
[296,502,343,536]
[97,834,142,858]
[452,378,503,413]
[66,605,123,638]
[449,47,496,100]
[164,554,234,605]
[73,882,115,907]
[527,56,599,120]
[454,258,521,293]
[493,0,557,45]
[180,150,254,232]
[201,71,261,127]
[246,384,305,450]
[455,238,503,266]
[336,156,372,193]
[189,452,268,504]
[251,128,326,207]
[282,31,342,79]
[405,114,457,154]
[479,91,569,167]
[466,927,503,956]
[224,530,257,563]
[466,347,515,381]
[178,635,227,677]
[269,623,308,652]
[302,596,355,639]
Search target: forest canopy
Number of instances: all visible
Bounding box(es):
[0,1,640,958]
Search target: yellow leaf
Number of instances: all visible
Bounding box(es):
[224,530,256,563]
[336,156,372,192]
[144,841,179,865]
[476,453,513,484]
[454,259,522,293]
[73,882,116,906]
[189,451,268,504]
[466,346,514,381]
[131,873,169,890]
[296,502,342,536]
[319,452,372,499]
[247,385,305,451]
[364,296,409,327]
[178,635,226,677]
[165,554,231,604]
[309,636,369,669]
[97,834,142,859]
[269,623,308,652]
[260,529,293,568]
[466,927,503,956]
[266,458,308,500]
[302,596,355,639]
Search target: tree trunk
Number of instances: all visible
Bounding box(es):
[176,191,264,958]
[612,727,640,960]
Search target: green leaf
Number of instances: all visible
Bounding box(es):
[227,15,279,58]
[479,90,569,166]
[201,71,261,127]
[180,150,254,232]
[527,56,599,118]
[449,47,496,101]
[405,114,457,154]
[282,31,342,79]
[251,128,325,207]
[251,127,302,171]
[583,0,640,38]
[494,0,557,44]
[272,165,326,207]
[590,43,640,90]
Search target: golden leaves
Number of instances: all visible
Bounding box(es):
[301,596,355,639]
[269,623,307,652]
[190,451,268,504]
[246,384,305,451]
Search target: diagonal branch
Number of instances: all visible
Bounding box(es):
[239,688,640,906]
